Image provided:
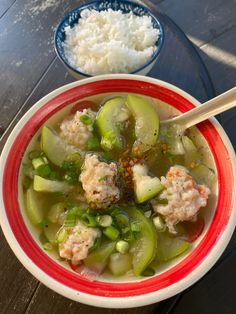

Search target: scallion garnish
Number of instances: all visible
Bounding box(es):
[156,198,168,205]
[98,152,111,163]
[64,172,78,185]
[116,240,129,254]
[80,213,97,227]
[87,136,100,150]
[61,160,76,172]
[37,164,51,178]
[153,216,166,232]
[103,226,120,241]
[66,153,82,168]
[130,222,141,232]
[56,228,68,243]
[89,236,102,253]
[97,215,112,227]
[64,207,80,227]
[115,211,129,227]
[80,114,93,125]
[40,218,49,228]
[32,157,45,170]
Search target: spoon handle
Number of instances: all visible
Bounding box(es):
[163,87,236,129]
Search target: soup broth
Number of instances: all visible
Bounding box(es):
[20,93,217,280]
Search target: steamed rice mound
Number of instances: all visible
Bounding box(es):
[63,9,159,75]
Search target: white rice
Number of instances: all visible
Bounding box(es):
[63,9,159,75]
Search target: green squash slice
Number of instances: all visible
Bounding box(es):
[41,126,81,166]
[26,186,44,225]
[126,94,160,153]
[84,241,116,273]
[126,207,157,276]
[96,97,129,151]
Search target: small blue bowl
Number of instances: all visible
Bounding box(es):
[54,0,164,79]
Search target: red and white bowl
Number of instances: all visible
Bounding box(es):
[0,74,235,308]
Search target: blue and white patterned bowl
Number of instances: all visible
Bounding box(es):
[54,0,164,79]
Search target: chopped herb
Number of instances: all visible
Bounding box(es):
[103,226,120,241]
[37,164,51,178]
[98,176,109,182]
[138,203,151,212]
[133,231,141,240]
[99,152,111,163]
[156,198,168,205]
[153,216,166,231]
[56,228,68,243]
[80,114,93,125]
[61,160,76,172]
[32,157,45,170]
[97,215,113,227]
[81,213,98,227]
[64,207,81,227]
[87,136,100,150]
[49,171,58,180]
[66,153,82,168]
[122,226,130,235]
[123,229,137,242]
[116,240,129,254]
[64,172,78,185]
[89,236,101,252]
[130,222,141,232]
[40,218,49,228]
[115,211,129,227]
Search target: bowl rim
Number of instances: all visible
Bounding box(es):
[54,0,164,77]
[0,74,235,308]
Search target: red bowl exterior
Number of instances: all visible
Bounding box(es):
[2,78,234,298]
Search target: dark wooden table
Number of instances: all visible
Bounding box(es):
[0,1,235,313]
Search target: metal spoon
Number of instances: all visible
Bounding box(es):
[161,87,236,129]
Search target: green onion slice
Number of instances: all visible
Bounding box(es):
[80,115,93,125]
[103,226,120,241]
[80,213,98,227]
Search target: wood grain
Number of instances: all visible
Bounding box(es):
[0,231,39,313]
[25,285,157,314]
[0,0,86,133]
[0,0,16,18]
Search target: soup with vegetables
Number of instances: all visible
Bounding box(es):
[22,94,216,279]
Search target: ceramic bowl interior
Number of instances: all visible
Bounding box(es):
[54,0,164,79]
[0,75,235,308]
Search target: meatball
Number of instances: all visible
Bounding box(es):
[152,165,210,233]
[80,154,120,208]
[60,108,96,150]
[59,220,101,265]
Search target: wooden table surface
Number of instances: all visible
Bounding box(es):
[0,1,235,313]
